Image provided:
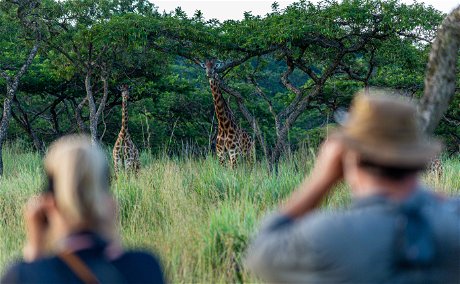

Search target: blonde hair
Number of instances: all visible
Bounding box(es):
[44,135,113,237]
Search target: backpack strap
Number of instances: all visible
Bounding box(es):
[58,251,100,284]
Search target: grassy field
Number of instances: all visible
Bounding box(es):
[0,142,459,282]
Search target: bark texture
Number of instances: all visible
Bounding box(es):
[85,70,109,144]
[0,43,39,175]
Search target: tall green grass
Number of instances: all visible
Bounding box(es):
[0,144,458,282]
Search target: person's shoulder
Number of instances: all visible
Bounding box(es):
[1,257,61,284]
[418,188,460,212]
[112,250,164,283]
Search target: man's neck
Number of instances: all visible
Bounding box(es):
[352,175,419,201]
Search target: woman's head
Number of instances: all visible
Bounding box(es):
[43,135,114,238]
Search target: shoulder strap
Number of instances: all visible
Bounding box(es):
[58,251,100,284]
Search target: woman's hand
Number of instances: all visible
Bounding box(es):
[23,195,52,262]
[281,138,346,218]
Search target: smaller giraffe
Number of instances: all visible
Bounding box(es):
[113,85,140,174]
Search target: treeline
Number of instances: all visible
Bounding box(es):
[0,0,458,173]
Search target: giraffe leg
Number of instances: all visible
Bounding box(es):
[123,135,141,174]
[245,145,255,166]
[238,132,254,166]
[132,146,140,175]
[228,148,239,169]
[430,158,443,181]
[114,154,122,173]
[216,135,226,165]
[243,139,254,166]
[123,144,131,171]
[226,140,240,169]
[113,139,123,175]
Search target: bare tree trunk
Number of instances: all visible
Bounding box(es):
[85,71,98,144]
[418,6,460,133]
[271,86,322,165]
[0,88,15,175]
[75,97,88,132]
[84,69,109,144]
[0,43,39,175]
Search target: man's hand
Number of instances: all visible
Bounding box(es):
[310,138,346,187]
[281,138,346,218]
[23,195,52,262]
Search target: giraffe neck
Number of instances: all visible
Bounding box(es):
[121,94,128,136]
[209,78,236,128]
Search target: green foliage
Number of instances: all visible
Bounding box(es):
[0,0,457,161]
[0,1,39,79]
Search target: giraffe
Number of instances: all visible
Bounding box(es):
[113,85,140,174]
[428,157,443,181]
[204,60,254,168]
[417,8,460,182]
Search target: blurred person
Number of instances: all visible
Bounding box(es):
[1,135,164,284]
[245,92,460,283]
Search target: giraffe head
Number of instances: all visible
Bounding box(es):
[204,59,216,79]
[203,59,224,80]
[119,84,130,101]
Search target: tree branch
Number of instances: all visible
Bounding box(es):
[248,75,280,138]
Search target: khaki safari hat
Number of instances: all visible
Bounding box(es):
[333,92,442,168]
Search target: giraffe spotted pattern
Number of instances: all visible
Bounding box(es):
[206,60,254,168]
[428,157,443,180]
[113,85,140,174]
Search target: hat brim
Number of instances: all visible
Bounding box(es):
[332,130,442,168]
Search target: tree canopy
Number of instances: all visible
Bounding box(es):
[0,0,458,172]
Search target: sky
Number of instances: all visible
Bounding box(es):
[153,0,459,21]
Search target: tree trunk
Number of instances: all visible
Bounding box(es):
[418,6,460,133]
[0,87,16,175]
[85,70,110,145]
[270,86,322,166]
[85,71,98,144]
[75,97,88,132]
[0,43,39,175]
[0,142,4,177]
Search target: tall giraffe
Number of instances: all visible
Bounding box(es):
[205,60,254,168]
[113,85,140,174]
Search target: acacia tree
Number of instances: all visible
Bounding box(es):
[0,1,171,153]
[148,8,279,160]
[149,0,443,167]
[267,0,442,164]
[0,0,40,175]
[43,0,157,144]
[217,0,443,165]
